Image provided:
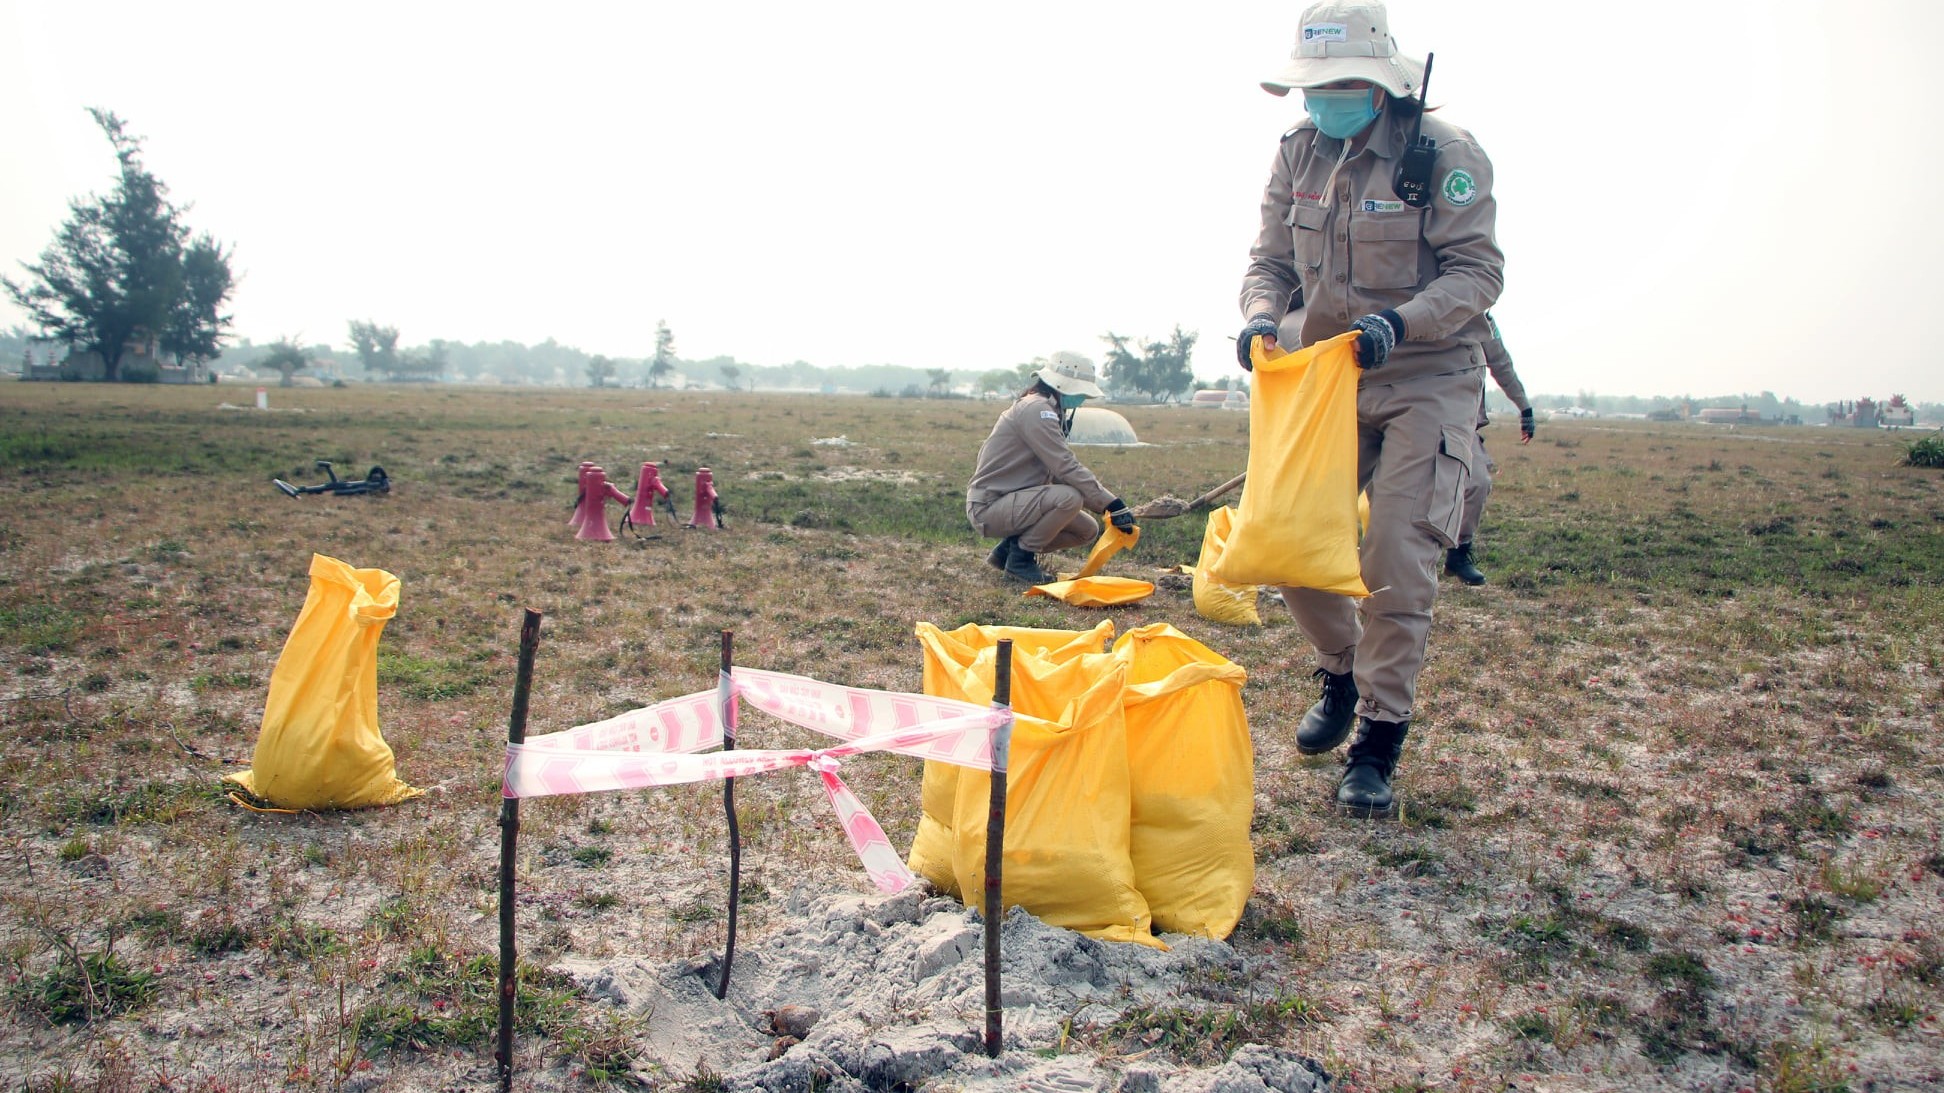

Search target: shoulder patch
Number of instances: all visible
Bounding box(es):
[1040,410,1061,420]
[1440,168,1479,207]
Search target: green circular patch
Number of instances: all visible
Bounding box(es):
[1441,168,1478,207]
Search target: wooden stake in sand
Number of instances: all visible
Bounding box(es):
[497,608,542,1093]
[984,638,1014,1058]
[715,629,742,1001]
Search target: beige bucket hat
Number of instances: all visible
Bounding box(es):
[1261,0,1425,99]
[1037,351,1104,399]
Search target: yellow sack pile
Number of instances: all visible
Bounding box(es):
[912,621,1153,947]
[226,554,422,810]
[1211,333,1369,596]
[1192,505,1261,626]
[1116,624,1254,939]
[908,621,1253,944]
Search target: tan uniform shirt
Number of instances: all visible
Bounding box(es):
[1477,314,1530,428]
[966,393,1117,512]
[1242,107,1504,384]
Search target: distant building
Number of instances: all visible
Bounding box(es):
[24,333,210,383]
[1696,406,1762,424]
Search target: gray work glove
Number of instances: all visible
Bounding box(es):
[1350,309,1405,368]
[1236,315,1279,371]
[1106,497,1136,533]
[1520,408,1535,444]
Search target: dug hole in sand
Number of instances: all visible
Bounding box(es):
[554,886,1332,1092]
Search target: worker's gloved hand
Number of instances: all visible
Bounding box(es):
[1236,315,1279,371]
[1520,408,1536,444]
[1106,498,1136,533]
[1350,310,1404,368]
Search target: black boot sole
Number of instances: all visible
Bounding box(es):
[1336,796,1398,819]
[1295,727,1355,756]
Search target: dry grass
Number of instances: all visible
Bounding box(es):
[1,381,1940,1090]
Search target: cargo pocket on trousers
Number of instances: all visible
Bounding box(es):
[1413,423,1473,548]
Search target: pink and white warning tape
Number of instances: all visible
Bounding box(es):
[502,667,1009,893]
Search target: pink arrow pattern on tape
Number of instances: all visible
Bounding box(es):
[501,668,1009,893]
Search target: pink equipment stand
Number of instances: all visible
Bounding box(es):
[568,462,597,534]
[690,467,719,529]
[628,462,671,526]
[575,466,632,541]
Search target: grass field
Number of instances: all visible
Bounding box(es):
[1,380,1940,1091]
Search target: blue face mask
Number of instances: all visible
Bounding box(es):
[1303,87,1380,140]
[1059,393,1088,411]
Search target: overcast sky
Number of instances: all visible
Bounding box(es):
[3,1,1938,403]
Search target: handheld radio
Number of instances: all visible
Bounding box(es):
[1392,52,1437,208]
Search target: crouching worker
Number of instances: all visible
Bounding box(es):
[966,351,1136,585]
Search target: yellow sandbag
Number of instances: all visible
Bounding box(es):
[943,650,1162,948]
[1060,522,1139,580]
[909,622,1115,893]
[226,554,421,810]
[1025,576,1155,607]
[1113,624,1253,939]
[1211,333,1369,596]
[1193,506,1261,626]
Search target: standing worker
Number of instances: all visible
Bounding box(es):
[1237,0,1505,817]
[966,352,1136,585]
[1448,312,1534,586]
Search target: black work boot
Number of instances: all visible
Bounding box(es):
[1445,542,1486,585]
[1002,542,1052,585]
[1295,668,1359,755]
[1337,718,1409,818]
[986,536,1017,571]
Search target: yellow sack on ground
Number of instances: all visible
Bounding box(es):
[1114,624,1254,939]
[909,622,1115,894]
[1193,506,1261,626]
[943,650,1162,948]
[226,554,421,810]
[1026,576,1155,607]
[1211,333,1369,596]
[1060,522,1139,580]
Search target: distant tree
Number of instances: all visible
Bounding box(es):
[347,321,444,381]
[347,320,399,377]
[926,368,953,396]
[3,109,235,381]
[719,362,741,390]
[1015,359,1045,386]
[649,320,677,387]
[1142,325,1197,402]
[392,340,447,381]
[261,337,311,387]
[1098,334,1144,399]
[1099,326,1197,402]
[586,354,615,388]
[977,369,1015,397]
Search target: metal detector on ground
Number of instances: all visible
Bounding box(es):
[274,460,390,497]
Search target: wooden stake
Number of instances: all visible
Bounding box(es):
[497,609,542,1093]
[983,638,1014,1058]
[714,629,741,1001]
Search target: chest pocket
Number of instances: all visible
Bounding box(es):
[1287,204,1329,270]
[1350,212,1421,290]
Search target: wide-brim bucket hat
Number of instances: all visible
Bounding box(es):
[1261,0,1425,100]
[1037,351,1104,399]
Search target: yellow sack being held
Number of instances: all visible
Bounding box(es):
[1211,333,1368,596]
[226,554,421,810]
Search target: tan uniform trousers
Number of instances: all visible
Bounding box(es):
[968,485,1100,555]
[1279,367,1483,724]
[1458,430,1498,546]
